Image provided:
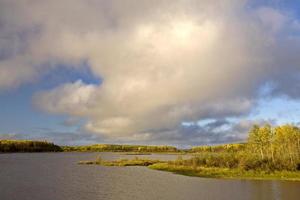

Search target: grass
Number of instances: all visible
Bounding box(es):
[79,156,300,181]
[78,156,162,166]
[148,163,300,181]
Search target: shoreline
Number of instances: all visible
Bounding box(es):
[148,163,300,181]
[78,157,300,181]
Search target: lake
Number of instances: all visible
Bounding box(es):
[0,152,299,200]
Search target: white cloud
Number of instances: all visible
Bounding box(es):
[33,80,97,116]
[1,0,300,142]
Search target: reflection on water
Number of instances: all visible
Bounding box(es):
[0,152,299,200]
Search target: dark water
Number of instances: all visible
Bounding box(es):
[0,153,299,200]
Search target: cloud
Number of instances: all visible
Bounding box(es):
[33,80,97,115]
[256,7,288,33]
[0,118,278,147]
[121,118,278,147]
[1,0,300,144]
[62,117,82,127]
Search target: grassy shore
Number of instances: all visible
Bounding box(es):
[148,163,300,181]
[78,157,162,166]
[79,157,300,181]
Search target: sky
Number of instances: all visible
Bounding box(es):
[0,0,300,147]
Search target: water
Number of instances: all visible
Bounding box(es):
[0,152,299,200]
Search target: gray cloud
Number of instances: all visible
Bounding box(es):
[137,118,278,147]
[0,1,300,144]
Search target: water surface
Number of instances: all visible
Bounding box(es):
[0,153,299,200]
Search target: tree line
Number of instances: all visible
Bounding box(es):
[246,124,300,170]
[0,140,62,152]
[62,144,178,152]
[190,143,245,153]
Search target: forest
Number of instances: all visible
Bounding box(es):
[0,140,62,152]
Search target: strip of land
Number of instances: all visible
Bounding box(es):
[78,157,161,166]
[78,157,300,181]
[148,162,300,181]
